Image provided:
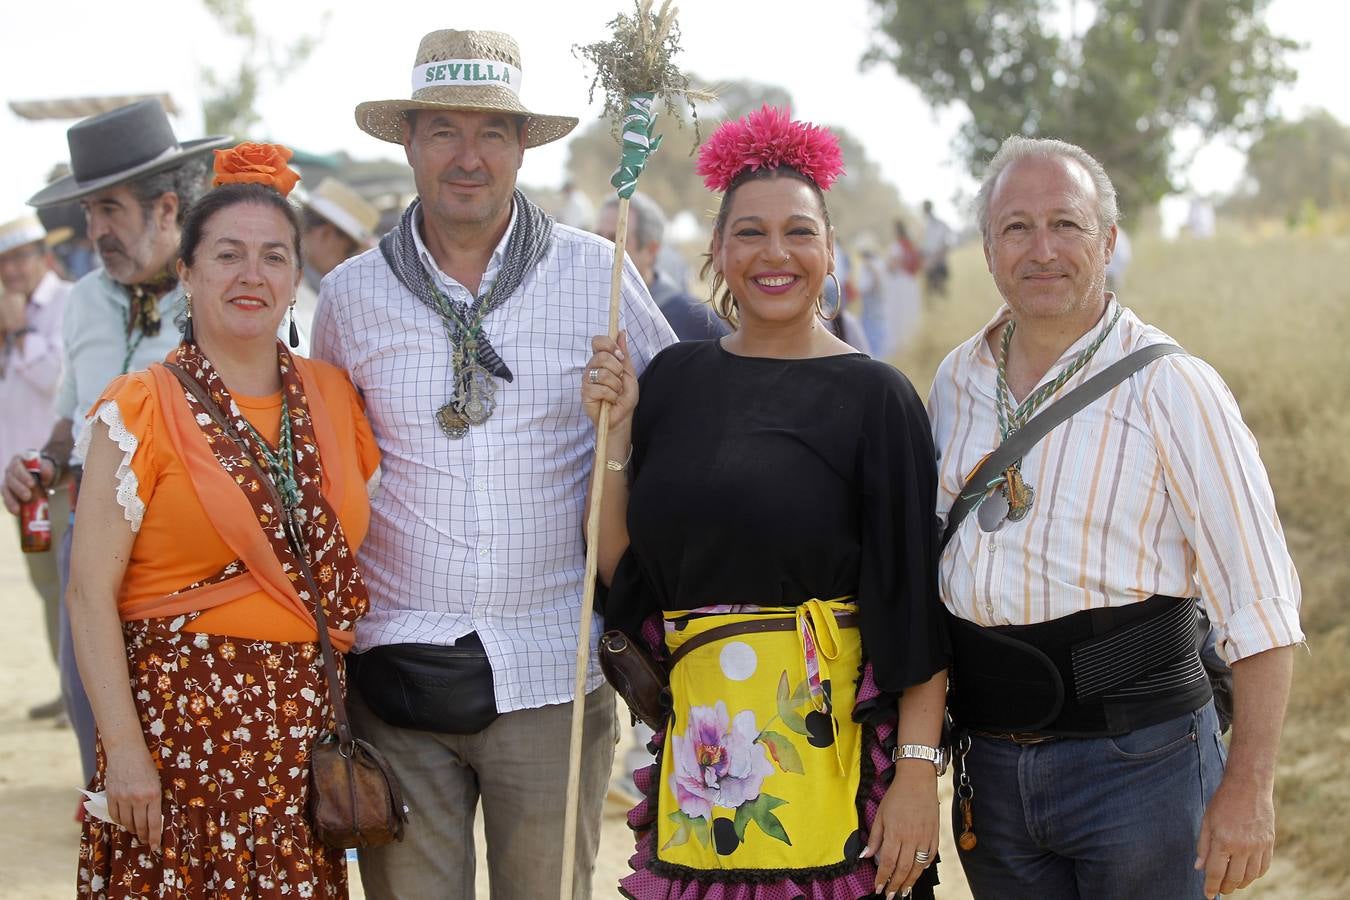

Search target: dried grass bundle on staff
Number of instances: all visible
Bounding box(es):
[560,3,708,896]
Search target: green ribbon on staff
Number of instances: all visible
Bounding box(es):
[610,92,662,199]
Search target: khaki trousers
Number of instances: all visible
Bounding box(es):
[348,682,617,899]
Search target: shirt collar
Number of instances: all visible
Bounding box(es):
[969,293,1121,398]
[410,198,518,297]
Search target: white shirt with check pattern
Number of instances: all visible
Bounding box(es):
[313,204,676,712]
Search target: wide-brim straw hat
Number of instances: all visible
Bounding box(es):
[0,215,46,255]
[355,29,577,149]
[295,178,381,247]
[28,99,230,208]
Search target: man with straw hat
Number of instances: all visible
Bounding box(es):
[313,28,675,898]
[1,98,227,790]
[292,177,380,354]
[0,213,71,717]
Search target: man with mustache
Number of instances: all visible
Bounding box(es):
[314,30,674,898]
[928,135,1301,899]
[2,100,226,788]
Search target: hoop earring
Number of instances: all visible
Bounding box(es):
[817,272,842,321]
[183,291,195,344]
[288,302,300,349]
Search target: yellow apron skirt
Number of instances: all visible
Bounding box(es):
[656,599,864,874]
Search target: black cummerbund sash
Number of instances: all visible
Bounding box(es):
[949,594,1212,737]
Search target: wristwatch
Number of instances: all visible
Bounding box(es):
[891,743,949,775]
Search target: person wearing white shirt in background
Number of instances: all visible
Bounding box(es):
[292,177,379,355]
[0,214,71,719]
[314,29,675,899]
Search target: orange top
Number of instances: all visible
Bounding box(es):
[93,358,379,644]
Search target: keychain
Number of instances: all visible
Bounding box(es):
[955,734,977,851]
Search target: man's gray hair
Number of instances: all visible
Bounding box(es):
[128,157,211,227]
[601,191,666,249]
[974,135,1119,239]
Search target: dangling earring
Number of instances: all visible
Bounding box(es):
[817,272,842,321]
[287,302,300,349]
[183,292,195,344]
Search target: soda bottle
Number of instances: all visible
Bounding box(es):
[19,451,51,553]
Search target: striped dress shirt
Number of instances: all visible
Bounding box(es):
[928,298,1302,663]
[313,203,676,712]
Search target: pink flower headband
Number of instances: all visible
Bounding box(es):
[696,105,845,193]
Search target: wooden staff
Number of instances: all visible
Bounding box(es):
[559,195,629,897]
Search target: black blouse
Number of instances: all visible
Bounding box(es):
[605,340,949,693]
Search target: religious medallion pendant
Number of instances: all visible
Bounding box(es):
[1003,465,1035,521]
[436,403,470,439]
[456,361,497,426]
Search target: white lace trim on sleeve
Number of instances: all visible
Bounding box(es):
[77,400,145,533]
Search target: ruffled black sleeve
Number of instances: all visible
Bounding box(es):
[855,365,951,692]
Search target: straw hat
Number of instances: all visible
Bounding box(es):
[0,215,47,256]
[28,99,230,208]
[296,178,380,247]
[355,29,577,148]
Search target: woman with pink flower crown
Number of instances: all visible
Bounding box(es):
[581,107,950,900]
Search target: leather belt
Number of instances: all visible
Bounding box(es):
[968,729,1059,745]
[668,612,859,668]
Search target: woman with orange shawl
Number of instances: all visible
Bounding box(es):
[68,143,379,899]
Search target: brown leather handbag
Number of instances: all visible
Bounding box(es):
[598,630,670,731]
[162,362,407,849]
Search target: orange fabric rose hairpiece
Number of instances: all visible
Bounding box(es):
[212,142,301,197]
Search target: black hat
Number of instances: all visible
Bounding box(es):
[27,100,230,208]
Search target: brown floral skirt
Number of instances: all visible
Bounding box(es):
[77,614,347,898]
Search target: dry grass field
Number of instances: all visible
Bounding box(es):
[894,225,1350,899]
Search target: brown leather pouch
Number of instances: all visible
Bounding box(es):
[308,733,408,849]
[599,630,670,731]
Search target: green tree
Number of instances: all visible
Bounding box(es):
[864,0,1299,217]
[199,0,328,138]
[1239,110,1350,220]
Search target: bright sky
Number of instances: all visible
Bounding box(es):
[2,0,1345,227]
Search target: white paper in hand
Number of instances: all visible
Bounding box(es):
[80,789,116,825]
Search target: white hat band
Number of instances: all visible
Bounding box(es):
[413,59,522,96]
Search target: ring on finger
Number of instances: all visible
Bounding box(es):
[914,849,931,863]
[588,368,601,384]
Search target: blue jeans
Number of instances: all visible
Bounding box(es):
[955,702,1227,899]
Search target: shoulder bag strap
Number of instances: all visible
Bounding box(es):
[940,343,1184,553]
[160,362,355,752]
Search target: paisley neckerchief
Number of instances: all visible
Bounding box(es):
[164,340,369,634]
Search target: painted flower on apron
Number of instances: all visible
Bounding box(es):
[671,700,774,819]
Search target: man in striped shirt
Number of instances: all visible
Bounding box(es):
[929,135,1301,899]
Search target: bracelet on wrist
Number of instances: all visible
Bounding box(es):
[38,450,65,485]
[605,444,634,472]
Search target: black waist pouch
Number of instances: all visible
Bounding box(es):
[351,635,499,735]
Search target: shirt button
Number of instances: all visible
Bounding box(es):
[475,479,488,491]
[478,547,490,558]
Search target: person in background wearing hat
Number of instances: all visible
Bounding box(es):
[292,177,379,354]
[594,191,728,342]
[1,98,228,790]
[0,214,72,718]
[313,28,675,898]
